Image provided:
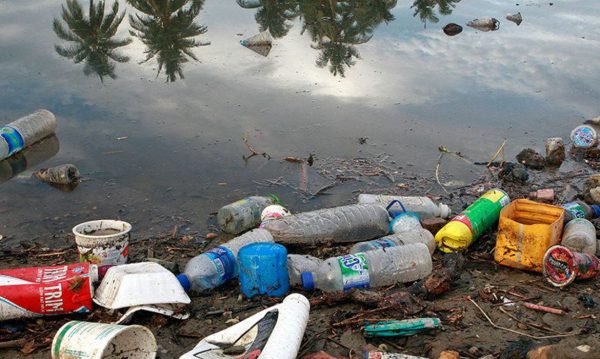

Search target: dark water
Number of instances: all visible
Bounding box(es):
[1,0,599,245]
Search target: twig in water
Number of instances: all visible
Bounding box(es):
[487,139,507,167]
[242,133,271,160]
[469,298,579,340]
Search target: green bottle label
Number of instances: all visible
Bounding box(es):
[338,254,370,291]
[453,189,509,239]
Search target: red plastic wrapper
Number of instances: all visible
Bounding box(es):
[543,245,599,287]
[0,263,96,320]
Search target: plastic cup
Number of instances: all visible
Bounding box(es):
[543,245,600,287]
[51,321,156,359]
[73,220,131,270]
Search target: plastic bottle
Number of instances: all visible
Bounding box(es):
[217,195,279,234]
[34,164,80,185]
[287,254,322,286]
[350,229,436,255]
[561,201,600,222]
[262,204,389,245]
[435,189,510,253]
[1,109,57,161]
[177,229,273,293]
[561,218,597,256]
[301,243,432,293]
[357,194,451,219]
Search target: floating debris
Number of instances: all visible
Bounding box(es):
[240,31,272,57]
[467,18,500,32]
[443,23,463,36]
[506,12,523,26]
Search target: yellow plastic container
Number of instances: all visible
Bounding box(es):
[495,199,564,272]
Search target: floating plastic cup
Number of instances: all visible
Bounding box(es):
[238,243,289,298]
[543,245,600,287]
[51,321,157,359]
[73,220,132,270]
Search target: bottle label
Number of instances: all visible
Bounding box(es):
[0,126,24,156]
[372,238,397,249]
[563,202,585,219]
[482,189,510,207]
[205,246,237,284]
[338,254,369,291]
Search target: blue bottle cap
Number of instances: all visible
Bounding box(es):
[592,205,600,219]
[176,274,191,292]
[301,272,315,291]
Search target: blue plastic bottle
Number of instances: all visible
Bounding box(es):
[238,243,289,298]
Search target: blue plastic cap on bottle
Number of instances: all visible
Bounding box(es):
[592,205,600,219]
[176,274,191,292]
[301,272,315,291]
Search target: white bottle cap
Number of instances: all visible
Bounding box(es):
[439,203,451,219]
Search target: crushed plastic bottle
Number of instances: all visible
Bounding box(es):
[301,243,432,293]
[177,229,273,293]
[561,201,600,222]
[350,229,435,255]
[0,109,57,161]
[262,204,389,245]
[287,254,322,287]
[358,194,451,219]
[561,218,597,256]
[217,195,279,234]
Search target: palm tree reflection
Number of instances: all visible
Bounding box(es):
[300,0,396,77]
[128,0,208,82]
[53,0,132,82]
[236,0,300,39]
[411,0,460,27]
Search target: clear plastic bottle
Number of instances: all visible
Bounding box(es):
[217,195,279,234]
[561,201,600,222]
[262,204,389,245]
[561,218,597,256]
[1,109,57,160]
[287,254,322,286]
[177,229,273,293]
[357,194,451,219]
[350,229,435,255]
[301,243,432,293]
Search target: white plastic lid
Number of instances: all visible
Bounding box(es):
[439,203,451,219]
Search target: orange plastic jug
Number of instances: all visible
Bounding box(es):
[495,199,564,272]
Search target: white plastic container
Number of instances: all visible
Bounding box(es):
[51,321,157,359]
[262,204,389,245]
[287,254,322,286]
[94,262,191,309]
[358,194,451,219]
[0,109,57,160]
[73,220,132,269]
[350,229,436,255]
[177,229,273,293]
[561,218,597,256]
[302,243,432,293]
[179,293,309,359]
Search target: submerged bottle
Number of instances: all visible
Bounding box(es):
[301,243,432,293]
[217,195,279,234]
[177,229,273,293]
[287,254,322,287]
[435,189,510,253]
[357,194,451,219]
[350,229,435,255]
[561,201,600,222]
[262,204,389,245]
[1,109,57,161]
[561,218,597,256]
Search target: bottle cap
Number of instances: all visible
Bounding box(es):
[301,272,315,291]
[176,274,191,292]
[438,203,451,219]
[591,205,600,218]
